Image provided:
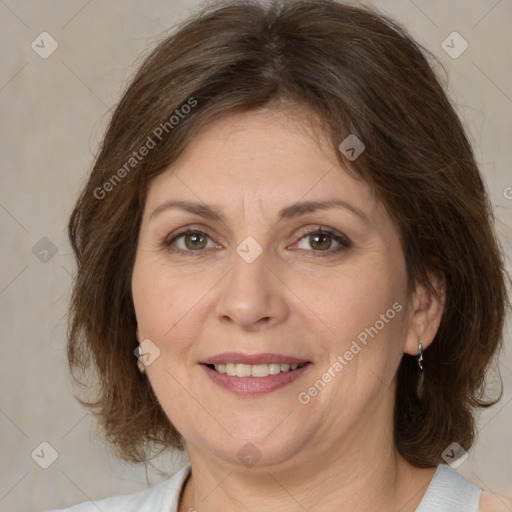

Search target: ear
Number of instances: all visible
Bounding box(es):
[403,272,446,356]
[136,325,141,343]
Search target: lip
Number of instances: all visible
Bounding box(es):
[200,352,309,365]
[200,361,312,396]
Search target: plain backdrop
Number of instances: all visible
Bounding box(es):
[0,0,511,510]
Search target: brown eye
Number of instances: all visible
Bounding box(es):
[164,226,350,258]
[295,227,351,256]
[182,232,208,250]
[307,232,334,251]
[165,229,215,254]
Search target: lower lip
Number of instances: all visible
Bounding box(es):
[200,364,311,395]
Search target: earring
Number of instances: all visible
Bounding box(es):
[417,338,424,370]
[136,345,145,374]
[416,337,424,398]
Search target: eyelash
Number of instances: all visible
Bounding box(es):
[163,226,351,258]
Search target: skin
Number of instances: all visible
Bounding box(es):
[131,105,448,511]
[479,493,512,512]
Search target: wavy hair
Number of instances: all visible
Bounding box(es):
[67,0,510,465]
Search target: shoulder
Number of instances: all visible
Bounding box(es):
[479,491,512,512]
[46,465,191,512]
[46,480,169,512]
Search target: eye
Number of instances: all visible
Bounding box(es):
[292,227,351,256]
[164,229,218,256]
[163,226,351,257]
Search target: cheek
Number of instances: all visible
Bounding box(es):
[131,257,216,360]
[316,257,407,371]
[326,260,401,325]
[131,258,181,350]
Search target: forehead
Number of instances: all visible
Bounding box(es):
[144,107,376,220]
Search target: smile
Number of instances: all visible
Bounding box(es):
[201,362,311,395]
[210,362,307,377]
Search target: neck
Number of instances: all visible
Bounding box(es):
[178,415,436,511]
[178,377,435,512]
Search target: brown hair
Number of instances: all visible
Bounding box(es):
[67,0,510,466]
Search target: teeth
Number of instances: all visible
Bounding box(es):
[236,363,252,377]
[213,362,305,377]
[251,364,270,377]
[269,363,281,375]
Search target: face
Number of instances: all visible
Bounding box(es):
[131,106,418,471]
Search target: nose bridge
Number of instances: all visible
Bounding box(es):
[214,235,287,328]
[229,236,271,299]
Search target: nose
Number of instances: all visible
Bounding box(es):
[214,244,290,331]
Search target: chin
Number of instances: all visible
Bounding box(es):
[190,429,311,471]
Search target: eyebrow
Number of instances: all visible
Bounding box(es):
[149,199,370,225]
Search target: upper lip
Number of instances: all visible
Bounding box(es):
[200,352,310,365]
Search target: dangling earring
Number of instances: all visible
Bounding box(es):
[416,337,424,398]
[136,345,145,374]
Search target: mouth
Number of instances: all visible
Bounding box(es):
[199,353,312,395]
[205,362,308,377]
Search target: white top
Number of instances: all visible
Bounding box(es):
[48,463,483,512]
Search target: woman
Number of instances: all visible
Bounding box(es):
[52,0,511,510]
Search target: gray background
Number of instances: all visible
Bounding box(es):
[1,0,511,510]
